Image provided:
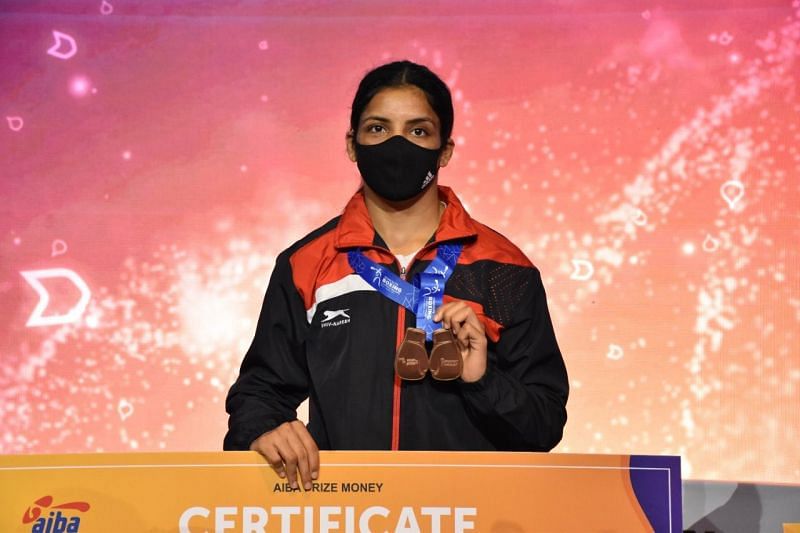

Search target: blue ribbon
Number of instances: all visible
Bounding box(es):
[347,244,462,340]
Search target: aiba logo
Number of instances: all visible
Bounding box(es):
[22,495,90,533]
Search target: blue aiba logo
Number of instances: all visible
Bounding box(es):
[30,511,82,533]
[22,495,90,533]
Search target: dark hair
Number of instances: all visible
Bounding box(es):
[350,60,454,146]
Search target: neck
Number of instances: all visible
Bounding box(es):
[364,184,443,255]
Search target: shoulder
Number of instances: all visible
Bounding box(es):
[276,216,341,267]
[274,216,353,310]
[460,218,535,270]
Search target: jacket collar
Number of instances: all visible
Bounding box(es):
[334,185,478,250]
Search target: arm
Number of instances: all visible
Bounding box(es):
[439,267,569,451]
[224,250,319,488]
[224,250,309,450]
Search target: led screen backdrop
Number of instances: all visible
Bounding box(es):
[1,0,798,484]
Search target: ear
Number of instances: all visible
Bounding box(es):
[437,138,455,167]
[346,130,357,162]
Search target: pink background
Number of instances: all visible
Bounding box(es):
[1,0,798,484]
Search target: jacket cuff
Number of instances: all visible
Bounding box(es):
[224,417,287,451]
[458,362,495,394]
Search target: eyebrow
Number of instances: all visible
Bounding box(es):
[361,115,437,125]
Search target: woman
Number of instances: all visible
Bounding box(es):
[224,60,568,491]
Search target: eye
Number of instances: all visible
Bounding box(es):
[366,124,386,134]
[410,127,428,137]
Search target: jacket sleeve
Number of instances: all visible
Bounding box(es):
[223,250,310,450]
[459,267,569,451]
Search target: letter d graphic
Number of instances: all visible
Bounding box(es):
[20,268,91,327]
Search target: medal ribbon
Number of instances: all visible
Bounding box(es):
[347,243,462,340]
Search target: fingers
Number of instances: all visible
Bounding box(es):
[250,421,320,490]
[252,438,287,479]
[454,321,486,354]
[435,302,484,336]
[291,420,321,480]
[283,431,312,490]
[434,301,489,383]
[287,420,319,487]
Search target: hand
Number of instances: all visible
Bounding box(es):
[434,301,487,383]
[250,420,319,490]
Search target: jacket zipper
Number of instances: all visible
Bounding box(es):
[387,249,431,450]
[391,260,408,450]
[364,240,455,449]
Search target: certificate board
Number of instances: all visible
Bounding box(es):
[0,451,681,532]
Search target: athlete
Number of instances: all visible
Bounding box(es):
[224,60,569,492]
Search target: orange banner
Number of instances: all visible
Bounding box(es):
[0,451,679,532]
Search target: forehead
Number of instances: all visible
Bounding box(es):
[359,85,439,124]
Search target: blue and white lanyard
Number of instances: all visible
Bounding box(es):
[347,244,462,340]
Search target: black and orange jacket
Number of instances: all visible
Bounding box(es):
[224,186,568,452]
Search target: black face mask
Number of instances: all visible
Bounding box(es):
[354,135,441,202]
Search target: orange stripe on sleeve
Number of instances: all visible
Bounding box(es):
[289,232,353,310]
[441,295,503,343]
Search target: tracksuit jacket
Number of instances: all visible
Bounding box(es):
[224,186,568,452]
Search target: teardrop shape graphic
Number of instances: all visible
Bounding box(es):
[118,398,134,421]
[702,234,720,252]
[720,180,745,209]
[51,239,68,257]
[6,116,24,131]
[606,343,624,360]
[47,30,78,60]
[631,208,648,226]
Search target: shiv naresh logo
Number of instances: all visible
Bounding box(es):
[321,309,350,322]
[22,495,90,533]
[320,308,351,328]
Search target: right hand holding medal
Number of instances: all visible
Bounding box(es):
[433,301,488,383]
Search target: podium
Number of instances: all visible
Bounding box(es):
[1,451,680,532]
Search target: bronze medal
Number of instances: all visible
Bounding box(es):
[394,327,429,380]
[429,328,463,381]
